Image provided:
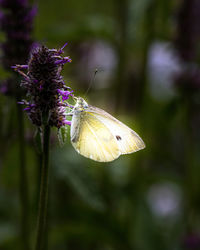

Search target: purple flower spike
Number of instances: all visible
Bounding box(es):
[13,45,73,128]
[0,1,36,69]
[0,0,36,96]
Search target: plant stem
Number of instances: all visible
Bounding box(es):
[137,0,156,114]
[35,125,51,250]
[17,103,30,250]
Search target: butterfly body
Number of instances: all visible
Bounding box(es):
[70,97,145,162]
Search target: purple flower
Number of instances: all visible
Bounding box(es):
[14,45,73,128]
[0,0,36,69]
[0,0,36,96]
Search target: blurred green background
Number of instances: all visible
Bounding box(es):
[1,0,200,249]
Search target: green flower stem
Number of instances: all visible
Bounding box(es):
[35,125,51,250]
[137,1,156,113]
[17,103,30,250]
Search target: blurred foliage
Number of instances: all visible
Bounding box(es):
[1,0,200,249]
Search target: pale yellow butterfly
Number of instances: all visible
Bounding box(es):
[70,97,145,162]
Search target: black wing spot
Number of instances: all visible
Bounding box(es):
[116,135,122,141]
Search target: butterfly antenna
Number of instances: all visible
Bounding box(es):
[83,68,98,98]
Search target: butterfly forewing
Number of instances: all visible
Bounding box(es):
[87,106,145,154]
[71,111,120,162]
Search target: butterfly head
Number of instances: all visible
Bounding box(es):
[73,97,88,113]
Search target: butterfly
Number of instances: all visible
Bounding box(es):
[70,97,145,162]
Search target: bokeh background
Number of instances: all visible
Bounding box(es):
[1,0,200,249]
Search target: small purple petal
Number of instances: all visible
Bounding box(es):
[58,89,73,101]
[24,103,35,111]
[11,65,17,69]
[63,120,71,126]
[24,107,30,111]
[61,42,68,51]
[55,57,72,65]
[11,64,28,70]
[57,42,68,55]
[20,65,28,69]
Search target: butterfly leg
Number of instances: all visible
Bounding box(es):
[65,112,73,116]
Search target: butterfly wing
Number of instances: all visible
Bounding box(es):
[70,111,120,162]
[87,106,145,155]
